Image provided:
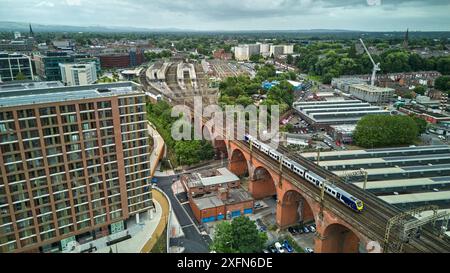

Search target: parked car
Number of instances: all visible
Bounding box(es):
[282,240,294,253]
[308,225,316,232]
[304,247,314,253]
[303,226,310,233]
[262,249,270,254]
[274,242,285,253]
[269,246,278,253]
[288,227,297,235]
[259,225,267,232]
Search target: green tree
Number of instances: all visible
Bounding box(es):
[353,115,419,148]
[286,54,293,65]
[210,216,267,253]
[435,76,450,92]
[413,85,427,96]
[284,123,294,133]
[436,57,450,75]
[249,54,262,63]
[411,116,427,135]
[174,140,215,166]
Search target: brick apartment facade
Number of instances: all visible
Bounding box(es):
[0,82,153,253]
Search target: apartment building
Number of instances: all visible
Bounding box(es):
[59,62,98,86]
[0,81,153,253]
[234,44,261,61]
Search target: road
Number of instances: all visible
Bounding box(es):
[155,174,212,253]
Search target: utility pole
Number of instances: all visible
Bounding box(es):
[278,156,283,189]
[316,147,320,165]
[383,205,448,253]
[319,179,327,221]
[362,168,368,191]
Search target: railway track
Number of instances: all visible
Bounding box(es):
[277,145,450,252]
[143,82,450,253]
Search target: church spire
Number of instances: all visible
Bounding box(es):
[29,23,34,38]
[403,28,409,49]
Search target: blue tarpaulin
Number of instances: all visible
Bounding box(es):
[202,216,216,223]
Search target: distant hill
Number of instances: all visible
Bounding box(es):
[0,21,188,33]
[0,21,449,38]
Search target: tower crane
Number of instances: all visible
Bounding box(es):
[359,38,381,86]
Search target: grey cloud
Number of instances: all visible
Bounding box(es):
[0,0,449,31]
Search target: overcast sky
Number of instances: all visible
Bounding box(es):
[1,0,449,31]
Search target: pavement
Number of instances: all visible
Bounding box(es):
[70,201,162,253]
[140,188,170,253]
[148,122,165,177]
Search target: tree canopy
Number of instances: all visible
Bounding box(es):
[147,101,215,166]
[435,76,450,93]
[353,115,419,148]
[210,216,267,253]
[295,42,450,84]
[144,50,172,61]
[218,64,295,113]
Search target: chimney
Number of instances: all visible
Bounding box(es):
[217,187,229,201]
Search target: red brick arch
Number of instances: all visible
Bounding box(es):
[319,223,361,253]
[276,188,316,228]
[228,148,250,177]
[249,166,277,200]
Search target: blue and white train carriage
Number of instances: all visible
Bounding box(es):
[244,134,364,212]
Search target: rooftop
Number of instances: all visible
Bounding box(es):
[185,168,239,189]
[193,195,224,210]
[193,188,253,210]
[0,81,142,108]
[350,84,395,93]
[301,145,450,208]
